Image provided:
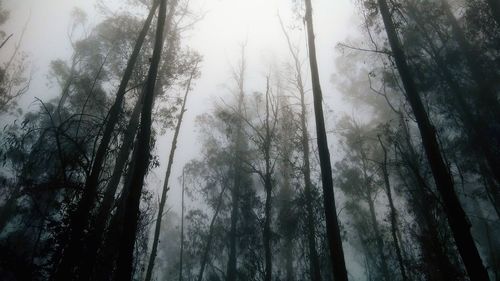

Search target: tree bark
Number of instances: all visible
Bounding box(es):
[113,0,167,279]
[304,1,349,280]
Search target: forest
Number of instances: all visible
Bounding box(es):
[0,0,499,280]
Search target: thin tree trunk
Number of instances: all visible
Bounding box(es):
[262,78,273,281]
[143,59,194,281]
[226,170,240,281]
[364,180,390,281]
[0,33,12,49]
[377,0,489,279]
[113,0,167,278]
[396,118,468,280]
[197,185,228,281]
[278,16,322,281]
[226,46,246,281]
[378,136,407,281]
[300,97,322,281]
[52,3,158,280]
[304,1,349,280]
[179,169,185,281]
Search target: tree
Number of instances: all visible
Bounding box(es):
[303,0,349,280]
[278,16,322,281]
[114,0,168,279]
[144,55,200,281]
[375,0,489,279]
[52,3,159,279]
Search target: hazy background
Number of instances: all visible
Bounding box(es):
[2,0,358,211]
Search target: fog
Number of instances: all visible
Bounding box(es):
[0,0,499,280]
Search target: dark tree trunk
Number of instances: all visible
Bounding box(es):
[95,25,177,279]
[378,137,407,281]
[94,72,169,281]
[262,78,273,281]
[143,58,193,281]
[113,0,167,279]
[226,47,246,281]
[278,15,322,281]
[395,118,462,280]
[179,169,185,281]
[52,3,158,280]
[263,175,272,281]
[377,0,490,279]
[77,90,143,281]
[300,95,322,281]
[304,1,349,280]
[406,2,500,195]
[366,191,390,281]
[197,185,227,281]
[226,171,239,281]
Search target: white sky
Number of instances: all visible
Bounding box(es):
[2,0,365,278]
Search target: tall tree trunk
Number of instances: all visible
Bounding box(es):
[226,46,246,281]
[77,90,143,281]
[396,117,462,280]
[94,72,168,281]
[179,169,185,281]
[197,185,228,281]
[299,97,322,281]
[263,175,272,281]
[262,77,273,281]
[377,0,490,279]
[226,167,240,281]
[303,1,349,280]
[113,0,167,278]
[364,183,390,281]
[143,59,194,281]
[406,2,500,192]
[378,136,407,281]
[278,16,322,281]
[52,3,159,280]
[96,19,177,277]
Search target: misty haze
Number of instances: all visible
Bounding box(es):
[0,0,499,280]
